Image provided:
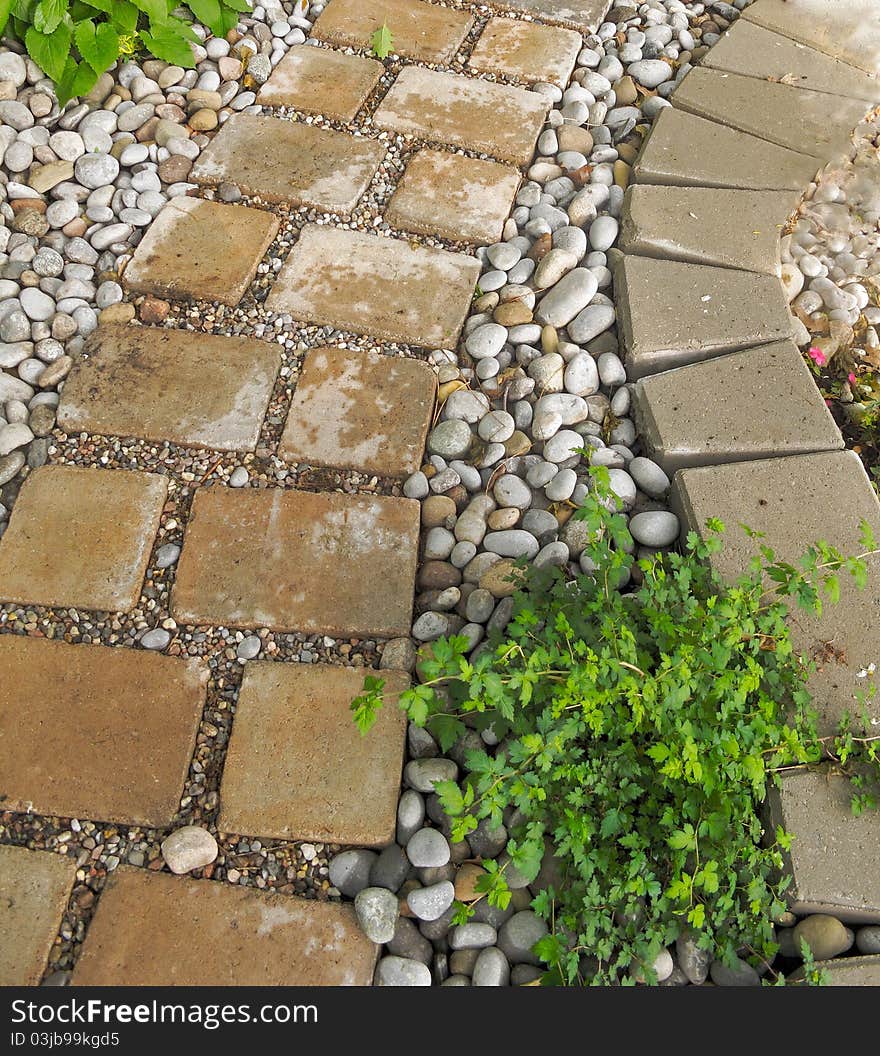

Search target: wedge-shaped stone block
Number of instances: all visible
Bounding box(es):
[0,465,167,612]
[190,114,384,213]
[220,663,409,845]
[632,341,843,474]
[72,869,377,985]
[805,956,880,984]
[0,636,207,826]
[124,197,278,307]
[172,487,419,637]
[0,846,76,985]
[670,451,880,736]
[469,18,582,89]
[620,184,794,274]
[615,254,793,379]
[257,45,383,121]
[266,225,480,349]
[497,0,613,32]
[279,347,436,477]
[311,0,473,63]
[632,107,819,191]
[373,66,548,167]
[58,324,279,452]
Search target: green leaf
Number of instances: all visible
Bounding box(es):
[25,21,71,82]
[55,53,99,105]
[74,18,119,74]
[32,0,66,33]
[139,21,197,66]
[187,0,221,32]
[81,0,138,32]
[0,0,13,32]
[370,19,393,59]
[132,0,170,22]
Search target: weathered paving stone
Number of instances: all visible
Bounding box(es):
[468,18,582,89]
[190,113,384,212]
[386,149,521,245]
[614,255,794,379]
[219,663,409,845]
[172,487,419,636]
[311,0,473,63]
[0,636,206,826]
[279,346,436,477]
[631,341,843,474]
[266,225,480,349]
[58,324,280,452]
[798,955,880,984]
[670,451,880,736]
[373,66,548,167]
[705,19,880,102]
[0,465,167,612]
[124,197,278,307]
[72,868,377,985]
[257,45,383,121]
[498,0,612,33]
[632,107,820,192]
[672,67,872,163]
[0,846,76,985]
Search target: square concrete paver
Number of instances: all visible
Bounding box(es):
[0,846,76,986]
[468,18,582,89]
[279,346,436,477]
[498,0,613,32]
[220,663,409,845]
[124,197,278,307]
[266,224,480,349]
[670,450,880,736]
[620,184,795,274]
[374,66,548,167]
[72,869,377,985]
[632,107,820,191]
[631,341,843,474]
[311,0,473,63]
[190,114,384,213]
[615,254,794,379]
[257,45,383,121]
[387,149,521,245]
[0,636,207,826]
[0,466,167,612]
[172,487,419,637]
[58,324,280,452]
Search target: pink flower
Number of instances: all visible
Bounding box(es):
[848,372,857,385]
[825,398,834,407]
[808,347,827,367]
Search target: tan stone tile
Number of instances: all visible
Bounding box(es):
[172,487,419,637]
[497,0,613,32]
[257,45,383,120]
[279,346,436,477]
[265,224,480,348]
[387,148,521,244]
[0,846,76,985]
[0,466,167,612]
[0,636,207,826]
[72,869,377,985]
[58,324,280,452]
[219,663,409,845]
[190,114,384,213]
[373,66,548,166]
[311,0,473,63]
[469,18,582,88]
[124,197,278,307]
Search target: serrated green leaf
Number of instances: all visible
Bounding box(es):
[0,0,14,32]
[25,21,71,81]
[32,0,65,33]
[74,18,119,74]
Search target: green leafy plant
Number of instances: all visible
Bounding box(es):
[369,19,393,59]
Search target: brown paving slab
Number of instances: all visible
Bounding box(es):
[373,66,548,167]
[632,107,820,191]
[219,663,409,845]
[257,45,383,121]
[72,868,377,985]
[0,636,207,826]
[265,224,480,349]
[0,465,167,612]
[614,254,794,379]
[672,67,871,163]
[0,845,76,985]
[387,148,521,245]
[279,346,436,477]
[58,324,280,452]
[172,487,419,637]
[494,0,612,32]
[620,184,795,275]
[631,341,843,475]
[468,17,582,89]
[190,113,384,213]
[311,0,473,63]
[123,197,278,308]
[670,451,880,737]
[705,19,880,102]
